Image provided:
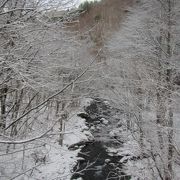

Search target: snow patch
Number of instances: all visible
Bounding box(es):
[80,98,93,108]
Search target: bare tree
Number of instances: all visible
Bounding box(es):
[0,0,97,178]
[107,0,180,179]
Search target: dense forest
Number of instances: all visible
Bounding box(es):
[0,0,180,179]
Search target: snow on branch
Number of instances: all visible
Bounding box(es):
[5,48,102,131]
[0,8,35,16]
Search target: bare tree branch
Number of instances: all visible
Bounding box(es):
[5,49,102,130]
[0,0,10,8]
[0,8,35,16]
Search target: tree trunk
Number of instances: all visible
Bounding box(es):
[165,1,174,178]
[0,84,8,132]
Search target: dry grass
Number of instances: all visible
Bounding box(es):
[67,0,135,61]
[78,0,134,50]
[78,0,134,31]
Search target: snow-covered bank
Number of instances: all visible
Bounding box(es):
[0,98,93,180]
[31,115,93,180]
[30,98,94,180]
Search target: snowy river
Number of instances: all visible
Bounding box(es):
[71,99,131,180]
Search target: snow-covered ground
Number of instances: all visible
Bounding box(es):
[0,98,93,180]
[30,114,93,180]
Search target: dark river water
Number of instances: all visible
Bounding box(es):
[71,99,131,180]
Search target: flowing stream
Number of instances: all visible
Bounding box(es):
[71,99,131,180]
